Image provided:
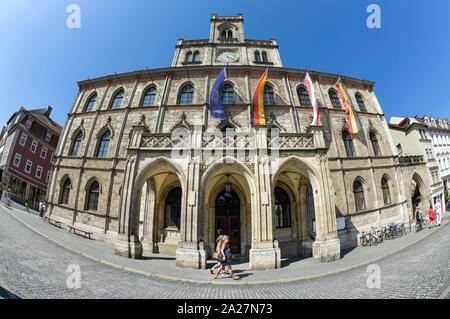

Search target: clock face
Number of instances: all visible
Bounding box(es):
[217,51,239,63]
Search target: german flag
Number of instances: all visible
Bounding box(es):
[336,79,362,134]
[251,69,268,125]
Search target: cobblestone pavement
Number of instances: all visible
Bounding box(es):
[0,204,449,299]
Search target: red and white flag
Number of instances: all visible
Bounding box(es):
[305,72,319,126]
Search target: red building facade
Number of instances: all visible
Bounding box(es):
[0,106,62,208]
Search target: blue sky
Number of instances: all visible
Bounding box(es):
[0,0,449,128]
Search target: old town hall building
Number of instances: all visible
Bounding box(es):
[47,14,426,270]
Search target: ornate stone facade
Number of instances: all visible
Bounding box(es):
[47,14,418,270]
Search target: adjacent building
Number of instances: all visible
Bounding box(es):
[47,14,422,270]
[0,106,62,209]
[389,116,445,216]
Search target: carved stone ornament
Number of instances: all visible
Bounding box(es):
[171,112,193,132]
[266,112,285,132]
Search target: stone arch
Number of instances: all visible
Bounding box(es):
[57,173,73,205]
[177,81,196,104]
[200,156,257,257]
[83,176,102,211]
[83,91,98,112]
[107,87,125,110]
[139,83,159,107]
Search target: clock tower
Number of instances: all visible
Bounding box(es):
[171,14,283,67]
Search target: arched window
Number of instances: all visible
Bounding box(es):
[370,132,381,156]
[353,180,365,212]
[262,51,268,62]
[382,177,391,205]
[85,94,97,112]
[221,84,235,104]
[60,178,71,205]
[221,30,227,38]
[165,187,182,229]
[142,87,157,107]
[71,132,83,156]
[274,187,291,228]
[87,181,100,211]
[255,51,261,62]
[179,84,194,105]
[297,87,311,107]
[355,93,367,112]
[110,90,124,110]
[193,51,200,62]
[329,90,342,109]
[342,130,355,157]
[186,51,193,62]
[263,85,275,105]
[96,131,110,158]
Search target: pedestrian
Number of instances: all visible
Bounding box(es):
[0,185,3,201]
[214,235,239,280]
[39,201,45,218]
[209,234,223,274]
[7,191,11,207]
[25,201,30,213]
[434,199,441,227]
[428,204,435,228]
[415,207,423,231]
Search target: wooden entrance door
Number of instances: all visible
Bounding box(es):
[215,189,240,254]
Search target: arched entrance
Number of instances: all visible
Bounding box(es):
[411,180,421,219]
[215,188,240,254]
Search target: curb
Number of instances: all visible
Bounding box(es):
[1,205,447,287]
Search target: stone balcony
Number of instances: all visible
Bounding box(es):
[398,155,425,166]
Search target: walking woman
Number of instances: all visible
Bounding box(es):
[209,234,223,274]
[428,204,436,228]
[214,235,239,280]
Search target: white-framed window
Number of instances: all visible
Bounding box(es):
[36,165,43,179]
[26,120,32,129]
[46,171,51,183]
[30,140,38,153]
[19,133,27,146]
[50,154,55,164]
[13,153,21,167]
[40,147,48,159]
[25,160,33,174]
[45,133,51,142]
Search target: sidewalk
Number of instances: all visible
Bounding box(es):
[1,201,448,285]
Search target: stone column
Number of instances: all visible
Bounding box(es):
[249,127,281,270]
[114,125,147,259]
[175,128,206,269]
[141,179,156,253]
[312,151,341,263]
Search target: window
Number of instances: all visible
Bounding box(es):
[46,171,51,183]
[262,51,268,62]
[369,132,381,156]
[25,160,32,174]
[355,93,367,112]
[13,153,21,167]
[329,90,342,109]
[297,87,311,107]
[36,166,43,179]
[220,29,232,38]
[382,177,391,205]
[221,84,235,104]
[51,154,55,164]
[342,130,355,157]
[165,187,182,228]
[353,180,365,212]
[254,51,261,62]
[87,181,100,211]
[60,179,71,205]
[96,131,110,158]
[26,120,32,129]
[193,51,200,62]
[179,84,194,105]
[185,51,192,62]
[19,133,27,146]
[71,132,83,156]
[30,140,38,153]
[110,90,124,109]
[274,187,291,228]
[85,94,97,112]
[40,147,48,159]
[142,87,157,107]
[263,85,275,105]
[45,133,51,142]
[397,143,403,154]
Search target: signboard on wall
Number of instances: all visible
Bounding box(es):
[0,135,13,167]
[312,217,346,233]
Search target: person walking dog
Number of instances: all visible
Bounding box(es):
[214,235,239,280]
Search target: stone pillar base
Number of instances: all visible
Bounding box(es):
[114,234,143,259]
[141,236,155,254]
[249,248,281,270]
[312,238,340,263]
[175,241,206,269]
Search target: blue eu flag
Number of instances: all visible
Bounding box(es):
[209,68,227,121]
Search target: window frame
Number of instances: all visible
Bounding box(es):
[25,160,33,174]
[19,133,27,146]
[13,153,21,167]
[381,177,391,205]
[369,132,381,156]
[353,180,366,212]
[274,186,292,228]
[110,90,124,110]
[141,87,157,107]
[40,146,48,159]
[85,93,97,112]
[35,165,43,179]
[297,86,311,107]
[30,140,38,153]
[342,130,356,157]
[263,84,275,105]
[87,181,100,211]
[178,84,194,105]
[221,83,235,105]
[60,178,71,205]
[71,132,83,156]
[355,93,367,112]
[96,131,111,158]
[329,90,342,109]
